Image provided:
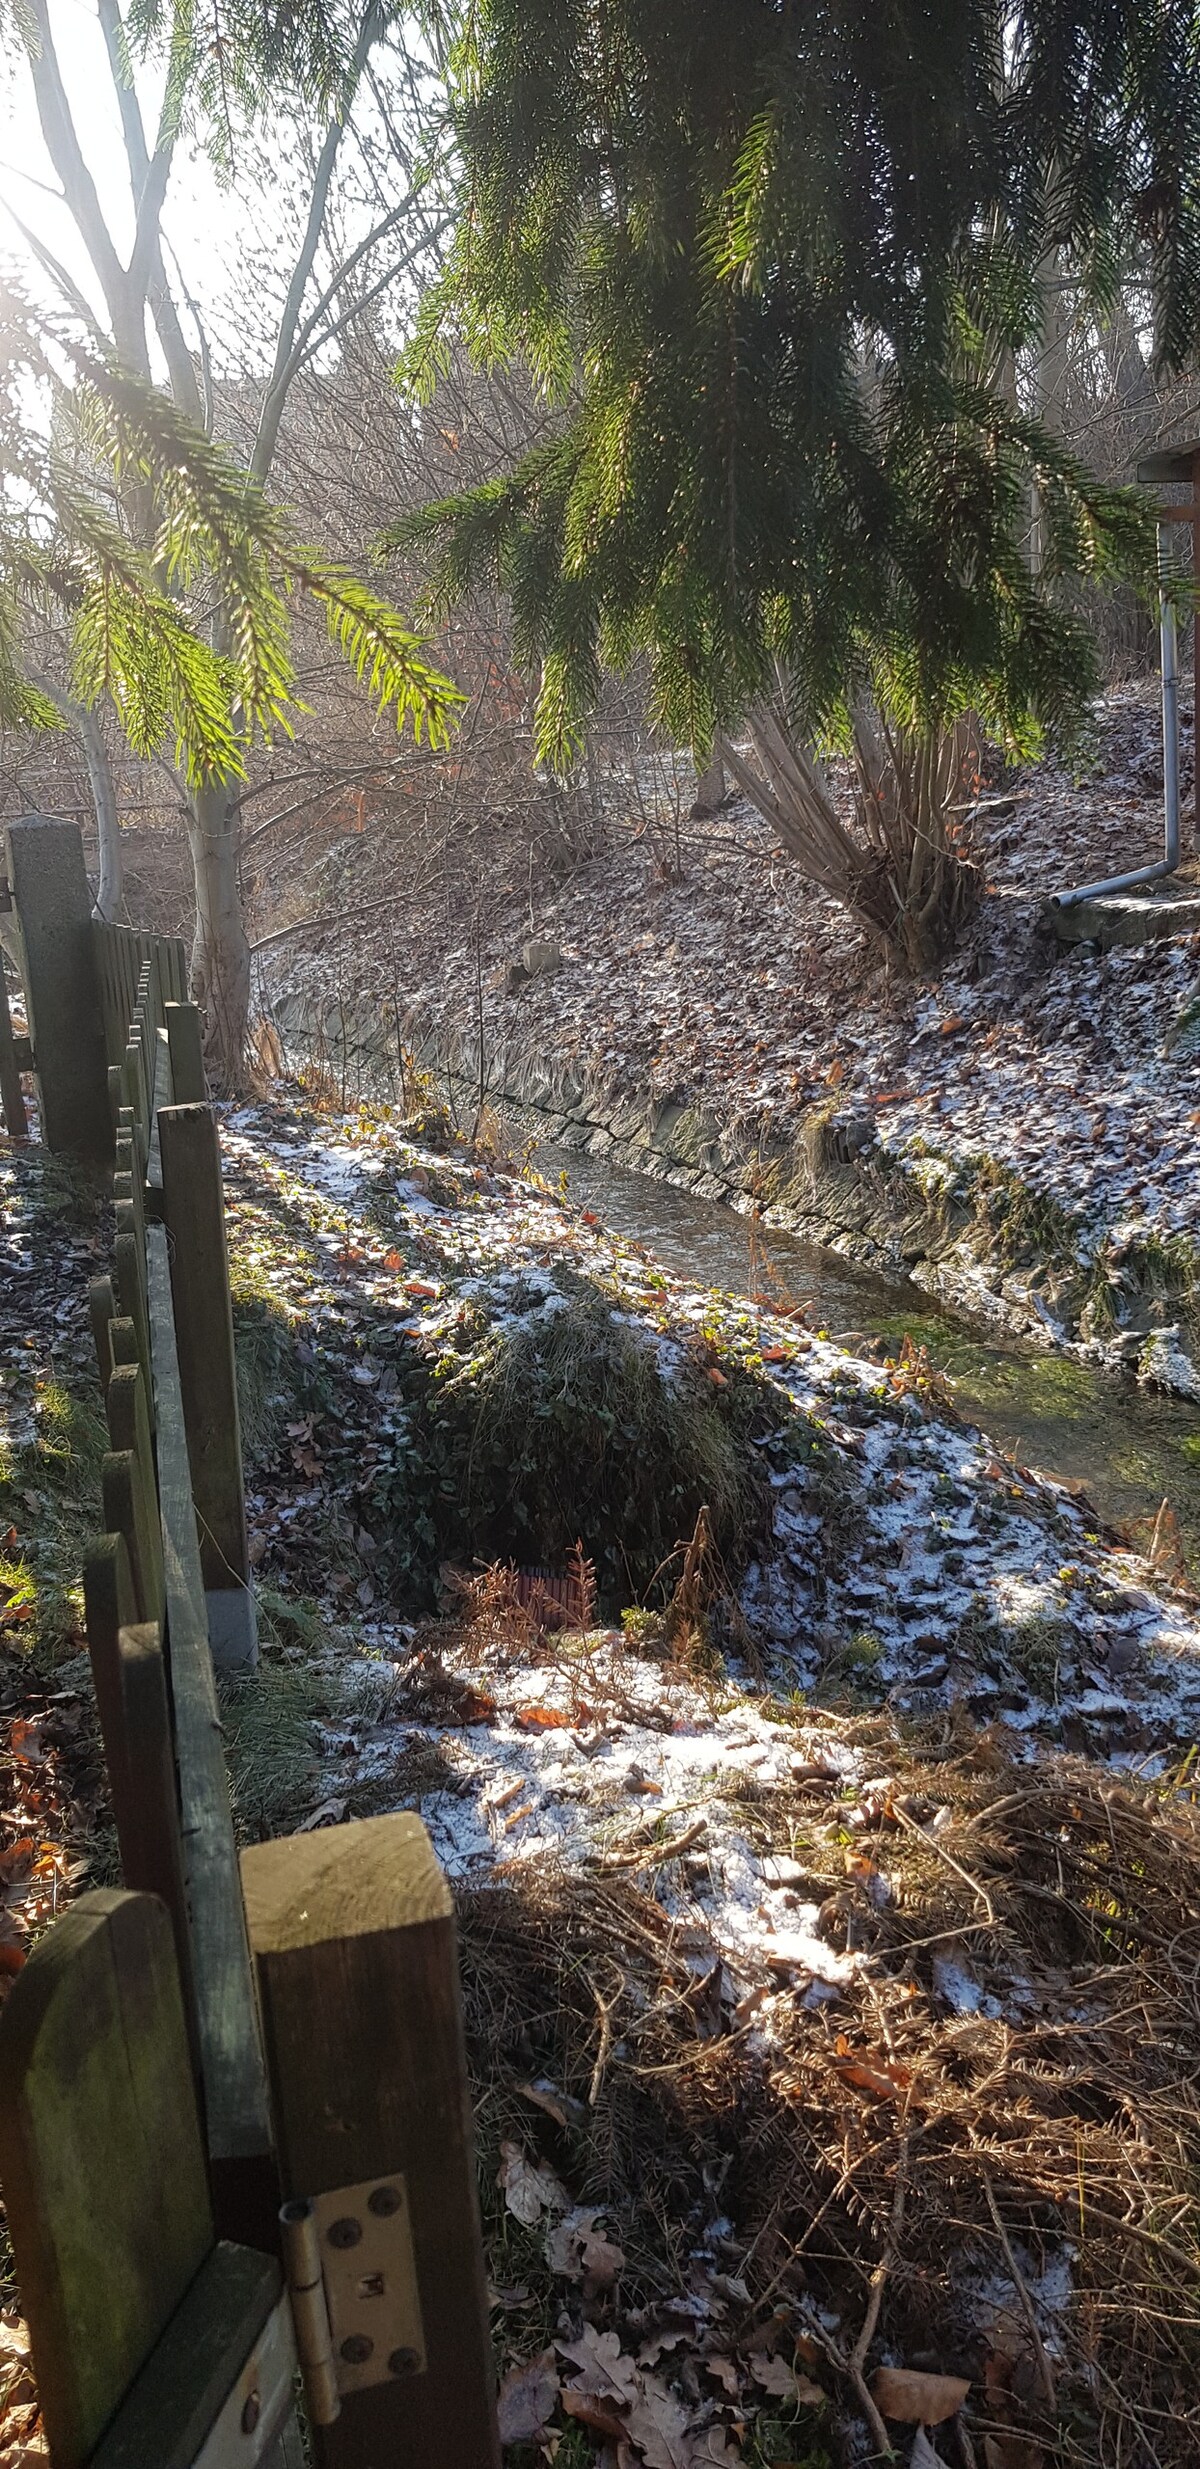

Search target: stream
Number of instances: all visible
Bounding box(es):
[528,1134,1200,1565]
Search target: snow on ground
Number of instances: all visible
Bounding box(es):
[265,682,1200,1265]
[224,1100,1200,1827]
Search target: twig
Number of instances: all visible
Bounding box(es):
[804,2316,894,2462]
[891,1801,997,1926]
[596,1819,708,1872]
[851,2133,910,2376]
[982,2175,1057,2416]
[588,1974,620,2108]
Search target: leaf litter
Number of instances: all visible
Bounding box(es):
[6,1094,1200,2464]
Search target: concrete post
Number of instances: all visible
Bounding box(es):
[4,816,110,1160]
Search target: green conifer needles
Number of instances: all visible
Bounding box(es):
[389,0,1192,768]
[1,305,463,784]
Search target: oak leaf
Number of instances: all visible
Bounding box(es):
[870,2366,971,2424]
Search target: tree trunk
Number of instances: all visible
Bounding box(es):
[188,783,250,1093]
[81,709,125,921]
[28,674,125,920]
[691,747,726,816]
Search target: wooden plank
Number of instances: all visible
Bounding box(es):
[89,1274,117,1389]
[114,1215,152,1405]
[0,958,28,1137]
[91,2246,293,2469]
[102,1451,157,1628]
[4,817,110,1159]
[158,1104,256,1671]
[0,1890,212,2469]
[115,1621,200,2083]
[242,1814,500,2469]
[165,1001,207,1102]
[145,1218,275,2241]
[83,1533,138,1835]
[105,1363,164,1624]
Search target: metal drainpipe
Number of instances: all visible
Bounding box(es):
[1051,520,1181,909]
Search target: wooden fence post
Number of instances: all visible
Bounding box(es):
[164,999,207,1102]
[158,1102,257,1671]
[0,1890,306,2469]
[145,1217,276,2247]
[0,1891,213,2467]
[0,950,28,1137]
[3,817,109,1159]
[241,1814,500,2469]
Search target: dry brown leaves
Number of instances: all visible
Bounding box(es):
[461,1729,1200,2466]
[0,1678,98,2002]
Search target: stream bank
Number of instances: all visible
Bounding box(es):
[267,995,1200,1563]
[269,990,1200,1390]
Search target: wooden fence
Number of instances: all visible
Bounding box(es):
[0,828,498,2468]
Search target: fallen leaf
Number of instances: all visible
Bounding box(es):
[747,2353,825,2406]
[832,2034,911,2100]
[557,2325,640,2404]
[704,2355,741,2395]
[623,2374,693,2469]
[296,1798,347,1832]
[545,2206,625,2289]
[516,1704,573,1730]
[563,2390,630,2441]
[496,2347,559,2445]
[497,2140,569,2228]
[516,2078,585,2132]
[870,2366,971,2425]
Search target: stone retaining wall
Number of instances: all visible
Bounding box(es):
[267,991,1200,1394]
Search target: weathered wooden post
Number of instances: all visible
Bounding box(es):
[242,1814,500,2469]
[3,817,110,1158]
[158,1102,257,1671]
[0,1890,305,2469]
[0,944,28,1137]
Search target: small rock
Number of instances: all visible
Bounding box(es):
[759,1855,806,1887]
[521,938,563,977]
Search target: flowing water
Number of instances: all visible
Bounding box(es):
[530,1136,1200,1565]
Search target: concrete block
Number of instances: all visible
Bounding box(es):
[1047,886,1200,950]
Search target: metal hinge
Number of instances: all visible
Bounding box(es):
[280,2174,426,2429]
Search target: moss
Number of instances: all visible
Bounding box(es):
[966,1154,1082,1272]
[369,1266,783,1611]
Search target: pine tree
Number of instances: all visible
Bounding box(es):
[389,0,1200,962]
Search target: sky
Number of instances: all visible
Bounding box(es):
[1,0,229,322]
[0,0,416,382]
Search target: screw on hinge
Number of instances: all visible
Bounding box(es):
[340,2335,374,2366]
[388,2348,421,2377]
[326,2216,362,2249]
[368,2184,403,2217]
